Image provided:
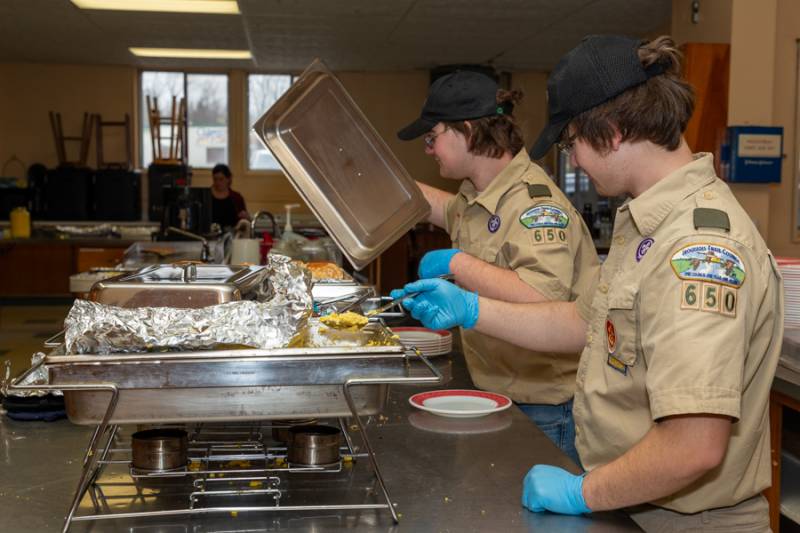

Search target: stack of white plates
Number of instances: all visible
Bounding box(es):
[777,257,800,328]
[392,327,453,357]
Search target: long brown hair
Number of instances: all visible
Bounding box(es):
[568,36,695,153]
[446,89,526,158]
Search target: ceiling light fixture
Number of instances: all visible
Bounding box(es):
[71,0,240,15]
[129,47,251,59]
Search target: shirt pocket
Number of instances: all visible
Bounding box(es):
[605,286,640,368]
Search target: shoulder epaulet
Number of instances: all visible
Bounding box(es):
[527,184,551,198]
[693,208,730,232]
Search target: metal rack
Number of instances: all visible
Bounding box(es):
[8,348,442,532]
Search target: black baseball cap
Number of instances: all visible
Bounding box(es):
[530,35,666,159]
[397,70,500,140]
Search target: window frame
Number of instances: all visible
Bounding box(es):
[137,68,231,170]
[242,72,296,177]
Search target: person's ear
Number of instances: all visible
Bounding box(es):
[461,121,473,142]
[610,126,623,152]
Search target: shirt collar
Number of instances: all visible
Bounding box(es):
[626,153,718,236]
[458,150,532,215]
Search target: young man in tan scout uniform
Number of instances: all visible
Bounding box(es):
[392,35,783,531]
[395,70,599,463]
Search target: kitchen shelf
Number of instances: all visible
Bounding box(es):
[782,449,800,524]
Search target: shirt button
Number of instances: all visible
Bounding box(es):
[704,191,714,200]
[614,235,625,245]
[599,284,609,294]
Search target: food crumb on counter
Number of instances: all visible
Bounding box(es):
[443,496,451,503]
[481,509,486,516]
[489,463,495,468]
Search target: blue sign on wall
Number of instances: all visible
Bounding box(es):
[724,126,783,183]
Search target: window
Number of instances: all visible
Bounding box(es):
[140,71,229,168]
[247,74,292,171]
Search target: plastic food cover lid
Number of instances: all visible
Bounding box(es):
[251,59,431,271]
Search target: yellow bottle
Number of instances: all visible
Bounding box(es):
[10,206,31,238]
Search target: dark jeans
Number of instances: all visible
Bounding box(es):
[516,398,581,468]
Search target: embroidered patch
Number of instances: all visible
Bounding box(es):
[530,227,567,245]
[520,205,569,229]
[636,238,654,262]
[606,319,617,353]
[680,281,738,317]
[670,243,746,288]
[607,354,628,375]
[487,214,501,233]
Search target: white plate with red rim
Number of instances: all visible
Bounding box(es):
[408,389,512,418]
[392,326,452,356]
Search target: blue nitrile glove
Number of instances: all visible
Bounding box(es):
[418,248,461,279]
[389,278,478,330]
[521,465,591,515]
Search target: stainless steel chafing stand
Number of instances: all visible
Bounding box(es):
[7,338,442,532]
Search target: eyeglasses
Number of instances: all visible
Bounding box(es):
[556,134,577,155]
[423,127,448,149]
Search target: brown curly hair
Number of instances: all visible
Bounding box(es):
[567,36,696,153]
[445,89,526,158]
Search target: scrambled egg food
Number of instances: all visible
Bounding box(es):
[319,311,369,330]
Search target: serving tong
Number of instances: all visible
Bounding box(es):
[365,274,455,317]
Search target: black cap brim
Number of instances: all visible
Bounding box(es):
[530,118,570,160]
[397,117,437,141]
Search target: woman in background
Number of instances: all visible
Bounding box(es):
[210,163,249,229]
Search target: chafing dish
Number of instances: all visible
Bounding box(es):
[89,264,268,308]
[36,321,422,425]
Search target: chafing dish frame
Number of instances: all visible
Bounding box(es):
[8,345,442,532]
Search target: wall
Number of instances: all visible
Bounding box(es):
[671,0,732,45]
[511,72,549,168]
[0,62,549,220]
[0,63,136,171]
[725,0,778,241]
[767,0,800,256]
[672,0,783,244]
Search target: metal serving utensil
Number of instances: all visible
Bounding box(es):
[365,274,454,317]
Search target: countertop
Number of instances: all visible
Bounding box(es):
[0,351,639,532]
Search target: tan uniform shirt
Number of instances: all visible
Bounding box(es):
[445,150,599,404]
[574,153,783,513]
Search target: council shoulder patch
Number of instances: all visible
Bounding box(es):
[670,243,746,287]
[519,205,569,229]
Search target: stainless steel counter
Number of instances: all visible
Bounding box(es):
[0,352,639,532]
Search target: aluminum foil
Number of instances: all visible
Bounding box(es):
[64,254,313,354]
[2,352,60,398]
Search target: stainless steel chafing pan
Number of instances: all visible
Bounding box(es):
[35,323,438,425]
[89,264,268,308]
[252,59,430,271]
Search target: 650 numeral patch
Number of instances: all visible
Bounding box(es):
[680,281,737,317]
[531,228,567,245]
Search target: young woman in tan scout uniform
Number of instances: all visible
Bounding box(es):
[395,70,599,464]
[392,36,783,531]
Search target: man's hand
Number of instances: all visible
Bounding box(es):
[522,465,591,515]
[418,249,461,279]
[390,278,478,329]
